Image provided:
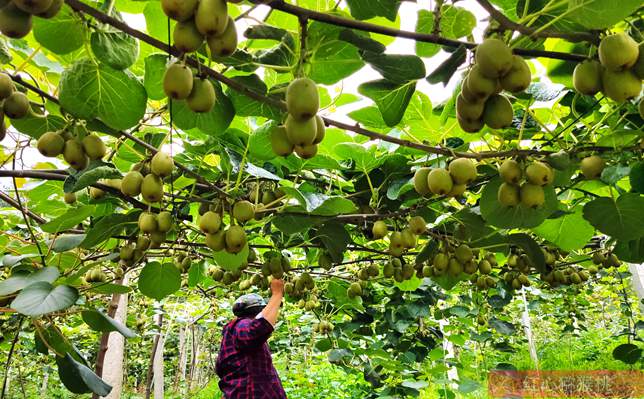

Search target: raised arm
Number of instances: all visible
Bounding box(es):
[261,278,284,326]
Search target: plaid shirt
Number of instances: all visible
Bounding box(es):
[215,316,287,398]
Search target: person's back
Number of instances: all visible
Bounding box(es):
[216,279,287,398]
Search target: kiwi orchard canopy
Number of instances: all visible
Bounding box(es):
[0,0,642,397]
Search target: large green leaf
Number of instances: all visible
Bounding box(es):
[32,7,85,54]
[170,83,235,136]
[11,282,78,317]
[567,0,642,29]
[416,7,476,58]
[81,308,137,338]
[80,211,141,249]
[10,114,66,139]
[41,206,96,234]
[144,53,168,101]
[614,238,644,263]
[307,22,365,85]
[326,278,364,311]
[345,0,400,21]
[63,161,122,193]
[56,353,112,396]
[49,234,87,253]
[91,30,140,70]
[361,52,426,84]
[226,74,283,120]
[359,80,416,127]
[271,213,327,235]
[582,194,644,242]
[212,244,250,272]
[630,161,644,194]
[316,222,350,263]
[480,178,559,229]
[612,343,643,364]
[0,267,59,296]
[138,262,181,300]
[533,209,595,252]
[334,143,383,171]
[59,58,147,130]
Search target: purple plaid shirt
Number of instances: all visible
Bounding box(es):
[215,316,287,399]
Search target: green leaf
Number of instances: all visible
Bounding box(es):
[226,74,283,120]
[612,343,643,364]
[426,45,467,85]
[629,161,644,194]
[212,245,250,272]
[316,222,350,263]
[81,308,136,338]
[338,29,386,53]
[271,213,327,235]
[11,282,78,317]
[56,353,112,396]
[308,38,364,85]
[361,52,426,84]
[507,233,546,273]
[416,7,476,58]
[80,211,141,249]
[1,254,39,268]
[395,275,423,291]
[138,262,181,301]
[315,338,333,352]
[480,177,559,229]
[10,114,66,139]
[49,234,87,252]
[90,30,140,70]
[32,7,85,54]
[489,318,515,335]
[358,80,416,127]
[567,0,643,29]
[41,206,96,234]
[59,58,147,130]
[334,143,382,171]
[533,209,595,252]
[326,279,364,311]
[170,83,235,136]
[188,262,207,287]
[144,54,168,101]
[0,267,59,296]
[88,283,132,295]
[345,0,401,21]
[614,238,644,263]
[64,161,122,193]
[249,121,278,161]
[582,194,644,242]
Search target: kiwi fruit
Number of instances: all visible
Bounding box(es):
[456,94,485,122]
[63,139,88,170]
[285,114,317,147]
[601,69,641,102]
[447,183,467,197]
[205,230,226,251]
[294,144,318,159]
[120,244,135,261]
[121,171,144,196]
[233,200,255,223]
[156,211,173,233]
[465,64,498,100]
[141,174,164,203]
[138,212,158,233]
[479,260,492,274]
[225,226,247,254]
[572,61,603,95]
[3,92,30,119]
[475,38,514,78]
[82,134,106,160]
[457,115,484,133]
[0,4,33,39]
[482,94,513,129]
[598,33,639,72]
[186,78,216,113]
[286,77,319,121]
[163,63,194,100]
[206,17,238,58]
[497,182,520,207]
[36,0,62,18]
[151,152,174,178]
[447,258,463,277]
[520,183,545,208]
[312,115,325,145]
[199,211,222,234]
[0,73,15,100]
[195,0,228,37]
[161,0,198,21]
[408,216,426,235]
[388,231,405,257]
[427,168,453,196]
[525,161,553,186]
[499,159,522,184]
[64,192,77,204]
[89,186,105,200]
[401,228,416,248]
[455,244,473,263]
[173,20,204,53]
[13,0,52,14]
[37,131,64,157]
[499,56,531,93]
[261,190,276,205]
[632,43,644,79]
[580,155,605,179]
[372,220,388,239]
[448,158,477,185]
[270,125,293,157]
[413,167,431,196]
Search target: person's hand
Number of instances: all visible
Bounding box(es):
[270,278,285,297]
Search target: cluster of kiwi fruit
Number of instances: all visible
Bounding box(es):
[573,33,643,102]
[423,243,487,279]
[163,0,238,58]
[163,62,216,114]
[284,272,315,299]
[0,72,31,139]
[357,263,380,281]
[37,124,107,171]
[137,210,174,249]
[260,251,291,279]
[0,0,63,39]
[121,151,174,204]
[413,158,478,199]
[540,266,590,287]
[208,265,246,285]
[370,215,427,257]
[271,77,325,159]
[591,250,622,270]
[200,199,254,254]
[248,182,285,210]
[83,267,108,284]
[381,258,416,283]
[457,38,531,133]
[313,320,334,334]
[497,159,553,209]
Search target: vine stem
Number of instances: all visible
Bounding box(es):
[12,151,45,266]
[1,317,24,399]
[297,16,308,77]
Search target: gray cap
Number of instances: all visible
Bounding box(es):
[232,293,267,317]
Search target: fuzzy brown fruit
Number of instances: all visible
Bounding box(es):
[82,134,106,160]
[3,92,30,119]
[483,94,513,129]
[63,140,88,170]
[448,158,477,185]
[0,4,32,39]
[598,33,639,72]
[151,152,174,178]
[37,131,64,157]
[195,0,228,37]
[499,56,531,93]
[173,19,204,53]
[499,159,522,184]
[161,0,198,21]
[207,17,238,58]
[475,38,513,78]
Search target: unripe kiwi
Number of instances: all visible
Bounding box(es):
[36,0,62,18]
[270,125,294,157]
[64,192,77,204]
[37,131,65,157]
[225,225,247,254]
[525,161,553,186]
[400,228,416,248]
[499,55,531,93]
[199,211,222,234]
[82,134,106,160]
[580,155,605,179]
[63,139,88,170]
[136,235,151,251]
[120,244,135,261]
[448,158,477,185]
[138,212,158,233]
[149,231,167,248]
[572,61,603,95]
[207,17,238,58]
[427,168,453,196]
[601,69,641,102]
[520,183,545,208]
[89,186,105,200]
[233,200,255,223]
[205,230,226,251]
[195,0,228,37]
[121,170,144,196]
[372,220,388,239]
[475,38,513,78]
[3,92,30,119]
[157,211,173,233]
[456,94,485,122]
[408,216,426,235]
[465,64,498,100]
[141,174,164,203]
[447,184,467,197]
[0,73,15,100]
[389,231,405,257]
[413,167,431,196]
[499,159,522,184]
[497,182,520,207]
[0,4,33,39]
[173,19,204,53]
[187,78,216,113]
[633,43,644,79]
[151,152,174,178]
[312,115,325,145]
[598,33,639,72]
[286,77,319,121]
[294,144,318,159]
[483,94,513,129]
[285,114,317,147]
[161,0,198,21]
[457,115,484,133]
[13,0,53,14]
[163,63,194,100]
